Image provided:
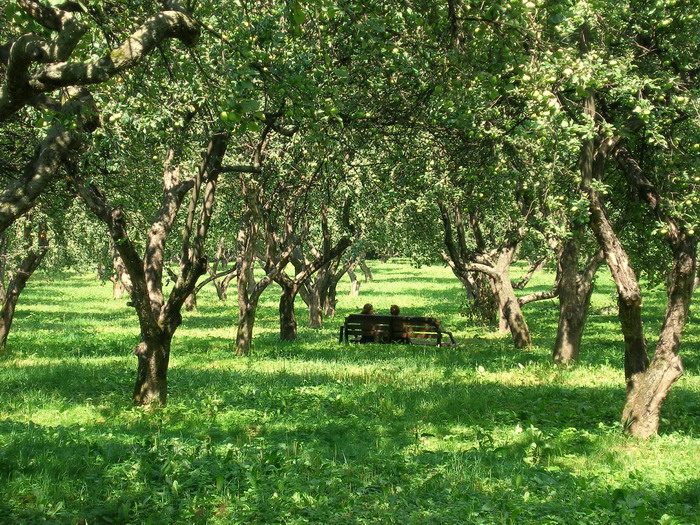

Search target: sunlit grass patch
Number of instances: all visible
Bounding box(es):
[1,261,700,523]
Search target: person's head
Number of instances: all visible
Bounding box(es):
[361,303,374,315]
[390,304,400,316]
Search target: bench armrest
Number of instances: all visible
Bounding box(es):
[439,330,456,346]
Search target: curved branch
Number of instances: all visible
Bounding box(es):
[17,0,64,30]
[194,265,239,295]
[518,290,558,306]
[1,10,199,120]
[0,88,97,234]
[32,11,199,89]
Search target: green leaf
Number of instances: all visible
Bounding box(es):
[291,5,306,25]
[240,100,261,113]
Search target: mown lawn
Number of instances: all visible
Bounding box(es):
[1,261,699,524]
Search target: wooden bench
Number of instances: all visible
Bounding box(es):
[339,314,456,347]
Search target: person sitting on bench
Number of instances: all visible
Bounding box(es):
[359,303,377,343]
[389,304,411,344]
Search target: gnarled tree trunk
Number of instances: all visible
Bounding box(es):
[613,147,697,436]
[79,130,228,406]
[300,283,324,329]
[133,331,172,406]
[279,281,299,341]
[359,258,373,282]
[184,293,197,311]
[438,200,536,348]
[0,3,199,234]
[274,201,353,340]
[236,302,257,356]
[622,238,695,437]
[0,223,48,351]
[348,268,361,296]
[491,272,531,348]
[553,242,604,363]
[109,239,133,299]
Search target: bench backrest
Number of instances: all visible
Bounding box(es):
[343,314,443,344]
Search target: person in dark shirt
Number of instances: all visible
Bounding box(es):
[360,303,377,343]
[389,304,410,344]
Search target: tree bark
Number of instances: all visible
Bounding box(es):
[585,152,649,381]
[308,291,323,328]
[236,303,257,356]
[0,88,97,234]
[573,85,649,382]
[553,244,604,363]
[622,238,695,437]
[438,200,531,346]
[300,282,324,328]
[275,237,352,340]
[234,220,259,356]
[1,6,199,120]
[184,292,197,311]
[324,267,348,317]
[78,130,229,405]
[0,3,199,238]
[613,146,697,436]
[109,239,132,299]
[513,257,547,290]
[233,207,290,355]
[491,272,531,348]
[348,268,361,296]
[133,333,171,406]
[279,281,298,341]
[359,259,373,282]
[0,224,48,351]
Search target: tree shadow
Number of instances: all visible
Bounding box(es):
[2,357,700,523]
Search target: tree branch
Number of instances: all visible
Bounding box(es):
[1,9,199,120]
[0,88,97,234]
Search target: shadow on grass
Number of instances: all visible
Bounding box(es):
[2,267,700,523]
[1,358,700,523]
[5,355,700,437]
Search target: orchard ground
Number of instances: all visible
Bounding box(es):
[1,260,699,524]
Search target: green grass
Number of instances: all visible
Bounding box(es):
[1,261,700,524]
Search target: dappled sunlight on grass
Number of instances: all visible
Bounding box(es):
[2,262,700,523]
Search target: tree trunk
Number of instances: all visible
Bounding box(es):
[462,272,499,326]
[514,257,547,290]
[492,274,531,348]
[236,303,257,356]
[622,238,695,437]
[497,307,509,334]
[359,259,373,281]
[279,283,298,341]
[133,332,171,406]
[0,288,23,351]
[110,242,133,299]
[618,298,649,384]
[587,192,649,381]
[324,279,338,317]
[307,287,323,328]
[214,269,237,301]
[112,279,127,299]
[0,226,48,352]
[348,269,361,296]
[553,243,603,363]
[184,292,197,311]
